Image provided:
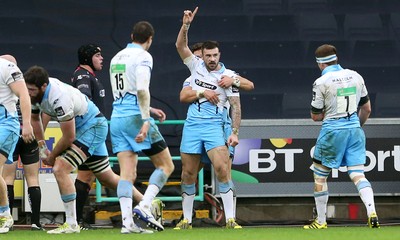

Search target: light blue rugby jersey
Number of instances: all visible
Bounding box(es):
[31,78,99,129]
[311,65,368,130]
[109,43,153,117]
[184,55,239,121]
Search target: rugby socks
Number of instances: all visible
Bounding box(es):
[6,185,14,211]
[219,181,235,220]
[61,193,77,226]
[233,185,237,218]
[117,180,133,227]
[0,205,10,216]
[314,191,329,224]
[28,186,42,226]
[181,183,196,223]
[75,179,91,222]
[357,179,376,216]
[140,169,168,209]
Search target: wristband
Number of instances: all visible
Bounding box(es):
[142,118,151,122]
[233,77,241,87]
[196,90,205,99]
[232,128,239,135]
[38,140,48,159]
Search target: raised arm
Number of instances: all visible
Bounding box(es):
[175,7,198,60]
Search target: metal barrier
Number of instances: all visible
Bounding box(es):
[95,120,205,202]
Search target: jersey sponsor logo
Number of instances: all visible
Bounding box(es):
[11,71,23,81]
[194,78,217,90]
[55,106,65,117]
[332,76,353,83]
[232,86,239,93]
[77,84,89,90]
[77,74,90,80]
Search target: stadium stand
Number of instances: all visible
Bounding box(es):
[374,92,400,117]
[0,0,399,119]
[287,0,328,13]
[295,13,338,41]
[343,13,386,40]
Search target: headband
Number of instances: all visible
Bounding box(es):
[316,54,337,63]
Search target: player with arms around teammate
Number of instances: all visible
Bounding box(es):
[175,43,253,229]
[0,55,34,234]
[109,21,174,233]
[304,44,379,229]
[175,7,242,229]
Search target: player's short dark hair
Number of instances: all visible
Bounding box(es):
[24,65,49,88]
[131,21,155,43]
[315,44,338,65]
[201,41,220,52]
[190,42,203,53]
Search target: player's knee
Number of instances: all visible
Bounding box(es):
[181,170,197,183]
[314,175,328,192]
[75,179,91,193]
[60,146,88,171]
[77,171,95,184]
[311,163,330,192]
[348,165,367,183]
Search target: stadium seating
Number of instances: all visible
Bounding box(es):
[351,40,399,66]
[343,13,386,40]
[243,0,284,15]
[250,15,299,41]
[1,0,399,118]
[288,0,328,13]
[374,92,400,118]
[295,13,338,41]
[282,92,312,118]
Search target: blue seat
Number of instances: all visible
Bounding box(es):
[194,15,251,42]
[343,13,386,40]
[220,41,305,68]
[296,13,338,40]
[374,92,400,118]
[243,0,284,15]
[288,0,328,13]
[328,0,379,14]
[351,40,398,66]
[389,13,400,38]
[356,66,399,93]
[282,92,313,118]
[250,15,299,40]
[240,93,283,119]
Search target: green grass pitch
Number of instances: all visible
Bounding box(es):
[3,226,399,240]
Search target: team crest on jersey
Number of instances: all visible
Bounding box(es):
[194,79,217,90]
[55,106,65,117]
[11,72,23,81]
